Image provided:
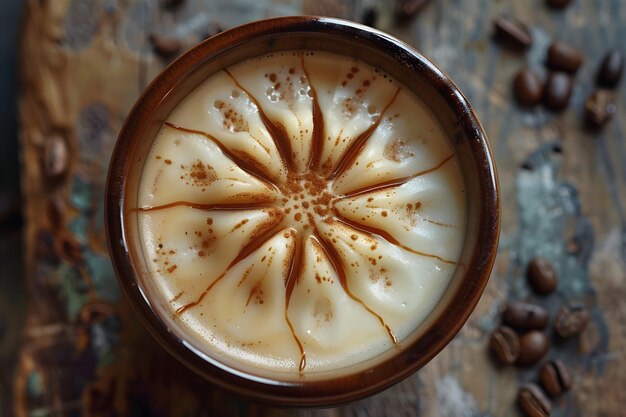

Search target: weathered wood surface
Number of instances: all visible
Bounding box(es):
[9,0,626,416]
[0,1,27,417]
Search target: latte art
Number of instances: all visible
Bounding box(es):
[137,51,467,376]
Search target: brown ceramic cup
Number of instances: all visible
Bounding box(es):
[106,16,499,407]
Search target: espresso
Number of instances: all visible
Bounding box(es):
[136,51,467,376]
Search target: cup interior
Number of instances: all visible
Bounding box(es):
[106,16,499,406]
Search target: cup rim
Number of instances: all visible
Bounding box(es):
[106,15,500,407]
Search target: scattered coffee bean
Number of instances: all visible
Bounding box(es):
[527,257,557,295]
[543,72,573,111]
[520,161,533,171]
[540,360,572,397]
[504,302,549,330]
[547,41,583,73]
[518,383,552,417]
[361,7,378,28]
[493,15,532,51]
[546,0,573,9]
[514,69,544,106]
[162,0,185,10]
[201,22,225,40]
[597,49,624,88]
[554,303,589,338]
[43,135,69,179]
[149,34,183,58]
[490,326,520,365]
[395,0,430,22]
[585,90,616,128]
[517,331,549,366]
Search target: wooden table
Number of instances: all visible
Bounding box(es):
[6,0,625,416]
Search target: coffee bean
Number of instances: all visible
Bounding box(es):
[161,0,185,10]
[597,49,624,88]
[504,302,549,330]
[517,331,549,366]
[149,34,182,58]
[493,15,532,51]
[585,90,616,128]
[527,257,557,295]
[540,360,572,397]
[543,72,573,111]
[547,41,583,73]
[361,7,378,28]
[518,383,552,417]
[201,22,225,40]
[546,0,573,9]
[490,326,520,365]
[514,69,544,106]
[395,0,430,22]
[43,135,69,179]
[554,303,589,338]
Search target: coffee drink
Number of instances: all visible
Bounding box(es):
[134,50,467,377]
[106,16,499,404]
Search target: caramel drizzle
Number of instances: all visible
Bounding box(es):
[311,232,398,344]
[163,122,277,190]
[300,55,325,171]
[245,281,263,307]
[223,69,295,172]
[328,86,402,180]
[175,222,286,315]
[174,219,308,373]
[136,201,274,212]
[284,232,307,373]
[332,212,458,265]
[164,122,276,189]
[338,154,455,200]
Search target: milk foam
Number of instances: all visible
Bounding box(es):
[136,51,467,376]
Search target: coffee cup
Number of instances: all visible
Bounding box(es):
[106,16,499,406]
